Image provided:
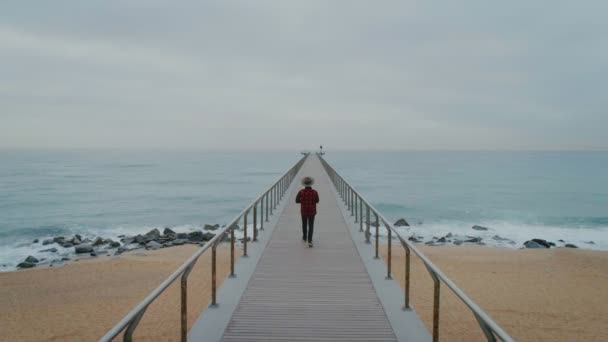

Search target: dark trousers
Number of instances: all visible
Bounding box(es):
[301,215,315,242]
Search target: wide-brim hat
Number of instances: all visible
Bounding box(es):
[301,176,314,186]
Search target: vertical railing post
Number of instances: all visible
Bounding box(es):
[260,198,264,230]
[366,205,371,244]
[243,211,248,257]
[270,189,274,215]
[425,268,440,342]
[211,245,217,306]
[230,225,235,277]
[265,192,269,222]
[253,202,258,242]
[354,195,358,222]
[359,198,363,232]
[351,189,354,216]
[181,264,195,341]
[386,226,392,279]
[375,213,380,259]
[404,244,411,310]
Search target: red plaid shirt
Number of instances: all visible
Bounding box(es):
[296,187,319,216]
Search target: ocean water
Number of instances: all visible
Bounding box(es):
[328,151,608,249]
[0,150,300,269]
[1,150,607,270]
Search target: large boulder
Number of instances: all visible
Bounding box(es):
[53,236,66,244]
[565,244,578,248]
[204,224,220,231]
[75,244,94,254]
[108,241,121,248]
[172,239,187,246]
[144,228,161,240]
[146,241,163,250]
[17,261,36,269]
[92,237,105,246]
[134,235,149,245]
[472,225,489,231]
[524,240,547,249]
[163,227,176,236]
[25,256,39,263]
[394,218,410,227]
[531,238,552,248]
[42,239,54,246]
[465,237,482,243]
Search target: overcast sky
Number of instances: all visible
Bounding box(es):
[1,1,607,150]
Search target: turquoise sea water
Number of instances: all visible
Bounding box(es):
[1,150,607,269]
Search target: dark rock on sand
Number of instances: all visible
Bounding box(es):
[17,261,36,269]
[394,218,410,227]
[204,224,220,231]
[163,227,176,236]
[172,239,187,246]
[33,239,39,243]
[188,231,205,241]
[134,235,149,244]
[524,240,547,249]
[437,237,447,243]
[145,228,161,240]
[408,236,422,243]
[62,242,74,248]
[53,236,66,244]
[465,237,482,243]
[42,239,54,245]
[453,240,463,246]
[75,244,94,254]
[146,241,163,250]
[92,237,105,246]
[109,241,121,248]
[90,251,106,257]
[40,247,58,253]
[25,255,39,263]
[177,233,189,239]
[472,225,489,231]
[565,244,578,248]
[584,241,595,245]
[531,239,551,248]
[558,239,565,243]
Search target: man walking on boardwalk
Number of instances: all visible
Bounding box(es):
[296,176,319,248]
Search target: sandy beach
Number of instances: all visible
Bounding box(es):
[381,245,608,342]
[0,245,236,342]
[1,244,607,341]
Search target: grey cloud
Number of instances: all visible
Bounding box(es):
[1,1,607,150]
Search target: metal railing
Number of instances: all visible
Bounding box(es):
[318,154,513,342]
[100,154,308,342]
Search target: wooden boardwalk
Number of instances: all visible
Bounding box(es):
[189,155,429,341]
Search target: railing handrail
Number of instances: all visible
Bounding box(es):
[318,154,513,342]
[100,154,308,342]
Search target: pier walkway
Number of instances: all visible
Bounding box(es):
[102,153,512,342]
[189,155,429,341]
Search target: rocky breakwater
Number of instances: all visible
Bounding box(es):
[17,225,222,270]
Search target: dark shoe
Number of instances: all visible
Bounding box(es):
[308,242,313,248]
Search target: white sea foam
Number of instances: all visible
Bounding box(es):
[369,220,608,250]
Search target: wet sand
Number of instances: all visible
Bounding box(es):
[0,245,236,341]
[381,245,608,342]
